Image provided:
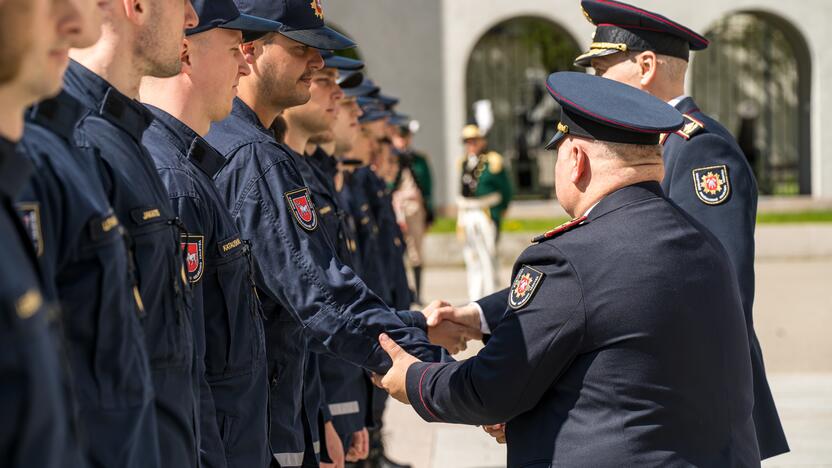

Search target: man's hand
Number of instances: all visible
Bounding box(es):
[421,300,483,354]
[372,333,421,404]
[345,427,369,462]
[482,423,506,444]
[320,421,345,468]
[427,320,482,354]
[425,302,483,332]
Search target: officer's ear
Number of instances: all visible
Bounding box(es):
[180,38,192,72]
[123,0,148,26]
[636,51,658,88]
[570,141,589,185]
[241,37,263,66]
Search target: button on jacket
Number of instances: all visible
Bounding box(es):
[143,106,269,468]
[17,92,158,468]
[63,60,199,468]
[0,136,81,468]
[408,183,760,468]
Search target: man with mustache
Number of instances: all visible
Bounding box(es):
[139,1,280,466]
[62,1,204,466]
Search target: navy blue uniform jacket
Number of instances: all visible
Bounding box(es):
[0,136,81,468]
[408,182,760,467]
[143,106,270,468]
[63,60,199,468]
[17,92,158,468]
[206,99,444,464]
[662,97,787,459]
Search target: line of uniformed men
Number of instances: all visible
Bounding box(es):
[0,0,478,467]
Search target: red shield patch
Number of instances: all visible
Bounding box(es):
[180,234,204,283]
[285,188,318,231]
[509,265,544,310]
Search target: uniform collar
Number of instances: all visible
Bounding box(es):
[0,136,33,199]
[63,60,153,140]
[667,95,687,108]
[673,96,700,115]
[27,91,85,140]
[586,181,664,222]
[146,104,227,178]
[231,97,273,137]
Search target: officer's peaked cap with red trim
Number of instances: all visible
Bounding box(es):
[544,72,685,149]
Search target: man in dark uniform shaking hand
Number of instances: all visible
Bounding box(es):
[375,72,761,468]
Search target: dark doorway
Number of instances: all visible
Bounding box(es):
[691,12,812,195]
[465,17,581,198]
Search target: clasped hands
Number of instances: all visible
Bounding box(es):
[372,301,506,444]
[371,300,482,403]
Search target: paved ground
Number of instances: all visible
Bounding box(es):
[381,258,832,467]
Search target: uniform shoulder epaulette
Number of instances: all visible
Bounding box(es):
[486,151,504,173]
[675,114,705,140]
[532,216,588,243]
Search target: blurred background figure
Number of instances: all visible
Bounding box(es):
[457,124,513,301]
[392,119,433,305]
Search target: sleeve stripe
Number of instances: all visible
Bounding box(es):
[418,363,442,422]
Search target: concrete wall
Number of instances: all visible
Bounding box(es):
[324,0,832,205]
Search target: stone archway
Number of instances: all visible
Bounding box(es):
[691,11,812,195]
[464,16,581,198]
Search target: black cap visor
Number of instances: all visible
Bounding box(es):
[337,71,364,90]
[281,26,356,50]
[574,47,623,68]
[324,54,364,71]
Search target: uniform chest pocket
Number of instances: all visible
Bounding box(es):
[124,208,192,368]
[204,253,264,379]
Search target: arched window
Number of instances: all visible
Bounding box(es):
[465,17,581,198]
[691,12,811,195]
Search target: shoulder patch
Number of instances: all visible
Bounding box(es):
[285,187,318,231]
[181,234,205,283]
[509,265,544,310]
[675,114,705,140]
[16,202,44,257]
[532,216,588,243]
[692,165,730,205]
[486,152,503,173]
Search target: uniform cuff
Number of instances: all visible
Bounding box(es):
[469,302,491,335]
[405,362,442,422]
[395,310,428,331]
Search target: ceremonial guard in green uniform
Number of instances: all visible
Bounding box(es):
[457,124,513,300]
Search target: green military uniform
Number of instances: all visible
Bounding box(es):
[408,151,434,221]
[459,151,513,230]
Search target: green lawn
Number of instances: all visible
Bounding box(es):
[429,211,832,234]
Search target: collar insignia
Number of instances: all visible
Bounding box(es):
[532,216,588,243]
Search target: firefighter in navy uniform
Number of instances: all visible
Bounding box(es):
[139,2,281,466]
[574,0,788,459]
[61,2,203,465]
[205,1,447,466]
[378,71,761,468]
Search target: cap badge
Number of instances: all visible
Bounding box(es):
[310,0,324,19]
[692,165,730,205]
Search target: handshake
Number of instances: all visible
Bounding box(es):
[420,300,485,355]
